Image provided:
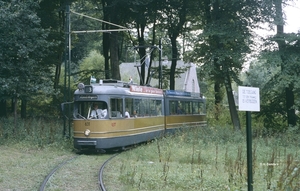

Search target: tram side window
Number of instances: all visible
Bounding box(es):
[183,101,192,114]
[110,98,123,118]
[199,102,206,114]
[192,102,198,114]
[140,99,150,116]
[177,101,185,114]
[133,98,141,117]
[169,101,176,115]
[192,101,205,114]
[155,100,162,116]
[125,98,133,118]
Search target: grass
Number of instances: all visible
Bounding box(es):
[0,117,299,190]
[0,144,76,190]
[104,126,300,191]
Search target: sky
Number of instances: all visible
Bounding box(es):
[284,1,300,33]
[257,1,300,36]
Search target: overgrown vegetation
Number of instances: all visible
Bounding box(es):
[0,115,299,190]
[110,125,300,190]
[0,117,72,149]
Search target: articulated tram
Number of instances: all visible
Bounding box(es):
[72,79,206,151]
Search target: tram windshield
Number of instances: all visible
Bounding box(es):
[74,101,108,119]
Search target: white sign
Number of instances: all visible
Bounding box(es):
[238,86,260,112]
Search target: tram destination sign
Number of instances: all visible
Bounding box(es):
[130,85,163,95]
[238,86,260,112]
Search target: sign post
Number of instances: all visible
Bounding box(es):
[238,86,260,191]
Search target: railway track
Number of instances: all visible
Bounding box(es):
[39,156,79,191]
[39,152,120,191]
[98,153,119,191]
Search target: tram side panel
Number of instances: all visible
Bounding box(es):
[165,115,207,133]
[73,116,165,150]
[164,92,207,133]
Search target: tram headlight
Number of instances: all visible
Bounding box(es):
[84,129,91,136]
[77,83,85,91]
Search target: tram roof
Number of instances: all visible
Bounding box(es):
[74,81,163,97]
[74,79,203,99]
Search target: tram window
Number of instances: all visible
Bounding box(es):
[89,102,108,119]
[142,99,150,116]
[110,98,123,118]
[155,100,162,116]
[177,101,185,115]
[170,101,176,114]
[125,98,133,118]
[192,101,205,114]
[133,99,141,117]
[192,102,198,114]
[134,99,150,117]
[135,99,145,117]
[131,98,162,117]
[183,101,192,114]
[74,101,107,119]
[199,102,206,114]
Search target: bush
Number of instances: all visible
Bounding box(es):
[0,117,72,149]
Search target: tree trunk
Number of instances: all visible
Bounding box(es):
[139,47,146,85]
[214,80,223,120]
[21,98,27,119]
[110,31,120,80]
[13,97,18,133]
[224,73,240,131]
[169,35,178,90]
[286,85,296,126]
[0,99,7,117]
[135,22,146,85]
[146,21,157,85]
[102,0,110,79]
[275,0,296,126]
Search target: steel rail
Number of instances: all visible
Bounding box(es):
[98,154,119,191]
[39,156,79,191]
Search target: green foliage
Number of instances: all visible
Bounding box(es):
[70,1,104,63]
[0,0,55,103]
[245,33,300,129]
[78,50,105,82]
[0,117,72,149]
[115,125,300,190]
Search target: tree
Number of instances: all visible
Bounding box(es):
[247,1,300,130]
[119,0,160,85]
[188,0,273,130]
[158,0,199,90]
[0,0,54,119]
[77,50,106,83]
[273,0,297,127]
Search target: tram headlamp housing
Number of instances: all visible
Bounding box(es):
[84,129,91,136]
[84,85,93,93]
[77,83,85,91]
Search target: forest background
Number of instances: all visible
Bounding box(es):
[0,0,300,133]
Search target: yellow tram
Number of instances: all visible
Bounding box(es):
[72,79,206,151]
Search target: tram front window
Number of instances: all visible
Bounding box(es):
[74,101,108,119]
